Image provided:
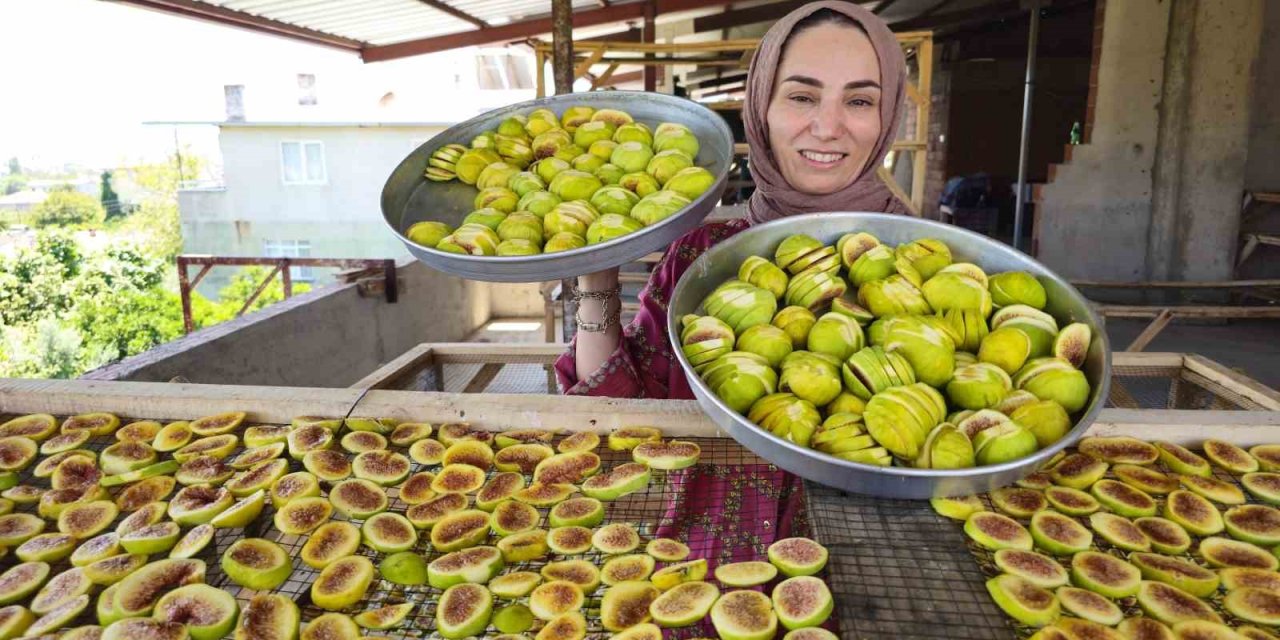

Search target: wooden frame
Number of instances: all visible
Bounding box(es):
[531,32,934,214]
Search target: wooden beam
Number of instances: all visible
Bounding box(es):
[1183,355,1280,411]
[462,363,506,393]
[414,0,488,28]
[1085,409,1280,447]
[110,0,365,52]
[1073,279,1280,289]
[349,345,436,391]
[362,0,735,62]
[1125,309,1174,353]
[1098,305,1280,320]
[590,63,622,89]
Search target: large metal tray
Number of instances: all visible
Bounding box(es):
[668,212,1113,499]
[381,91,734,282]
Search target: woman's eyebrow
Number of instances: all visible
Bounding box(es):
[780,75,881,91]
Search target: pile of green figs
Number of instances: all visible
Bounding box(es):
[408,106,716,256]
[682,232,1095,469]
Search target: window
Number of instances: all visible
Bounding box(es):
[263,239,314,282]
[280,141,326,185]
[476,53,533,90]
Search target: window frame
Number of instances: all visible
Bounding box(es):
[262,239,315,282]
[279,140,327,186]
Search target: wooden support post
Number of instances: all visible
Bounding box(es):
[178,259,195,334]
[1125,309,1174,352]
[279,259,293,299]
[535,48,546,98]
[643,0,656,92]
[237,266,282,317]
[911,35,932,214]
[552,0,574,94]
[463,363,506,393]
[591,63,621,90]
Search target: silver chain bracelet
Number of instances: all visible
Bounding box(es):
[571,282,622,333]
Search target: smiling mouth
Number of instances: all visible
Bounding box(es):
[800,150,847,164]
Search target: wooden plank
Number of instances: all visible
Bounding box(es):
[428,343,565,364]
[877,166,921,216]
[573,48,606,79]
[1112,352,1186,368]
[463,363,505,394]
[1256,192,1280,204]
[1098,305,1280,319]
[1125,309,1174,352]
[1085,409,1280,447]
[1108,382,1141,409]
[350,344,436,390]
[911,35,932,213]
[1073,279,1280,289]
[1183,355,1280,411]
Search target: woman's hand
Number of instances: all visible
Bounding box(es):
[573,267,623,381]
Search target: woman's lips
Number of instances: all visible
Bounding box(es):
[800,149,847,168]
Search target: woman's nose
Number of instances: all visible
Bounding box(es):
[809,99,844,140]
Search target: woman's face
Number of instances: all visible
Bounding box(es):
[765,22,883,195]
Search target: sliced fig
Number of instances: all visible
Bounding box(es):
[534,451,602,485]
[61,413,119,436]
[399,471,438,505]
[1128,552,1218,598]
[120,522,181,555]
[1116,617,1175,640]
[547,526,593,555]
[965,511,1033,551]
[168,485,232,526]
[286,424,334,460]
[362,512,418,553]
[432,464,487,494]
[35,447,91,477]
[1090,512,1151,552]
[771,576,832,631]
[488,499,538,536]
[329,478,389,519]
[495,444,555,475]
[312,555,375,611]
[222,538,291,590]
[115,475,176,512]
[380,551,428,586]
[477,472,526,511]
[649,580,719,628]
[29,566,91,615]
[603,554,657,586]
[1250,445,1280,472]
[1136,517,1193,554]
[992,487,1048,519]
[557,432,600,454]
[1156,442,1212,478]
[3,484,45,504]
[152,421,194,452]
[300,521,360,569]
[116,420,162,443]
[1238,625,1280,640]
[782,629,840,640]
[169,524,215,559]
[175,455,234,486]
[492,603,534,634]
[340,430,387,454]
[1044,486,1100,516]
[388,422,434,447]
[189,411,245,436]
[354,602,414,630]
[59,500,118,539]
[302,449,351,482]
[1070,551,1141,598]
[711,590,777,640]
[409,438,446,465]
[1136,580,1222,626]
[437,423,492,447]
[100,618,185,640]
[1165,490,1225,536]
[153,583,238,640]
[490,571,543,599]
[1056,586,1122,626]
[71,532,120,567]
[651,559,708,592]
[1200,536,1278,570]
[1093,479,1158,518]
[601,580,661,632]
[0,605,34,639]
[495,429,554,449]
[549,497,605,528]
[0,437,37,473]
[1203,439,1259,474]
[514,483,575,507]
[1170,620,1258,640]
[646,538,690,562]
[84,553,147,585]
[0,561,49,605]
[272,495,332,535]
[0,513,45,549]
[1017,471,1054,490]
[530,580,585,621]
[431,509,492,552]
[113,558,205,617]
[1223,504,1280,546]
[608,427,662,451]
[301,613,359,640]
[1078,436,1159,465]
[582,463,651,501]
[174,434,237,463]
[1179,475,1246,505]
[25,594,90,636]
[39,429,91,456]
[407,493,470,530]
[234,593,299,640]
[496,529,549,563]
[1243,473,1280,506]
[1031,510,1093,555]
[0,413,56,440]
[1222,568,1280,593]
[50,455,101,491]
[428,546,505,590]
[993,549,1068,588]
[1049,453,1108,489]
[1053,323,1090,368]
[633,441,701,470]
[930,495,987,520]
[444,440,495,470]
[541,560,602,594]
[224,458,287,497]
[269,471,319,509]
[15,533,77,563]
[436,583,493,639]
[593,523,641,554]
[344,416,396,435]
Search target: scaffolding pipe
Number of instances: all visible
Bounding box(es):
[1012,0,1041,252]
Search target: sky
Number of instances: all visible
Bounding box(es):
[0,0,534,173]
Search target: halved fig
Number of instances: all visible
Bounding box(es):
[1171,620,1258,640]
[1250,445,1280,472]
[1200,536,1278,570]
[302,449,351,482]
[0,485,42,507]
[930,495,986,520]
[428,546,505,590]
[436,583,493,639]
[229,443,285,470]
[1157,442,1212,478]
[167,485,232,526]
[60,413,119,436]
[771,576,832,630]
[269,471,319,509]
[115,475,176,511]
[994,549,1068,588]
[1049,453,1108,489]
[380,551,428,586]
[549,497,604,528]
[340,430,387,454]
[608,427,663,451]
[243,424,289,449]
[362,512,418,553]
[272,496,332,535]
[39,429,91,456]
[153,583,238,640]
[444,440,495,470]
[495,429,554,448]
[782,629,839,640]
[491,500,541,537]
[71,532,120,567]
[495,444,555,475]
[1056,586,1121,626]
[1090,512,1151,552]
[530,580,585,620]
[0,437,37,473]
[514,483,575,507]
[189,411,245,436]
[0,413,56,440]
[222,538,291,590]
[1130,552,1219,597]
[50,455,101,491]
[557,432,600,454]
[169,524,215,559]
[651,559,708,592]
[311,555,375,611]
[985,574,1060,628]
[593,523,641,554]
[492,603,534,634]
[15,533,77,563]
[992,487,1047,519]
[601,580,660,631]
[1203,439,1258,474]
[1238,625,1280,640]
[547,526,593,555]
[388,422,433,446]
[582,463,652,501]
[633,441,701,470]
[153,421,194,452]
[1030,511,1092,555]
[649,580,719,628]
[329,478,388,519]
[116,420,162,443]
[0,561,49,605]
[534,451,602,485]
[1079,436,1160,465]
[35,447,91,477]
[84,553,147,585]
[1116,617,1174,640]
[496,529,549,563]
[477,472,526,511]
[286,424,333,460]
[112,558,205,617]
[1017,472,1053,490]
[399,471,438,505]
[300,521,360,569]
[29,566,91,615]
[100,459,179,488]
[120,522,181,555]
[1222,568,1280,593]
[965,511,1033,551]
[647,538,690,562]
[1070,551,1141,598]
[175,455,233,486]
[233,593,299,640]
[602,554,657,586]
[24,594,89,637]
[409,438,446,465]
[1044,486,1100,516]
[100,618,185,640]
[407,493,470,529]
[0,605,34,639]
[437,423,492,447]
[224,458,287,497]
[59,500,118,539]
[1224,504,1280,546]
[430,509,492,552]
[1164,490,1225,536]
[344,417,396,435]
[1136,516,1193,554]
[432,464,487,494]
[1180,474,1246,505]
[491,571,543,599]
[711,590,777,640]
[1244,473,1280,506]
[354,602,414,630]
[174,434,237,463]
[541,560,602,593]
[1136,580,1221,626]
[1093,479,1158,517]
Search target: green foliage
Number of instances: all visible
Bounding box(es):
[202,267,312,326]
[1,174,24,195]
[7,158,19,175]
[120,199,183,260]
[127,149,204,198]
[32,189,104,227]
[100,170,123,220]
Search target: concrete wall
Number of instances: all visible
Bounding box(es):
[82,260,493,388]
[179,124,447,295]
[1246,0,1280,193]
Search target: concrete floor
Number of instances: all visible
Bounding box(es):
[1105,318,1280,389]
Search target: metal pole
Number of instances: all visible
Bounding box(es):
[1012,0,1041,253]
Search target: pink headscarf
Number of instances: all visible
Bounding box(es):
[744,0,910,223]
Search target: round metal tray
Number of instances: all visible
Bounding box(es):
[668,212,1112,499]
[381,91,735,283]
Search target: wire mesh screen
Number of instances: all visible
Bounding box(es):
[1109,364,1269,411]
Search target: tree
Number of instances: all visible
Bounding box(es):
[6,158,19,176]
[100,170,122,220]
[31,189,104,227]
[201,266,312,325]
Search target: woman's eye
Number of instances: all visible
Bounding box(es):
[789,95,814,104]
[848,98,874,108]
